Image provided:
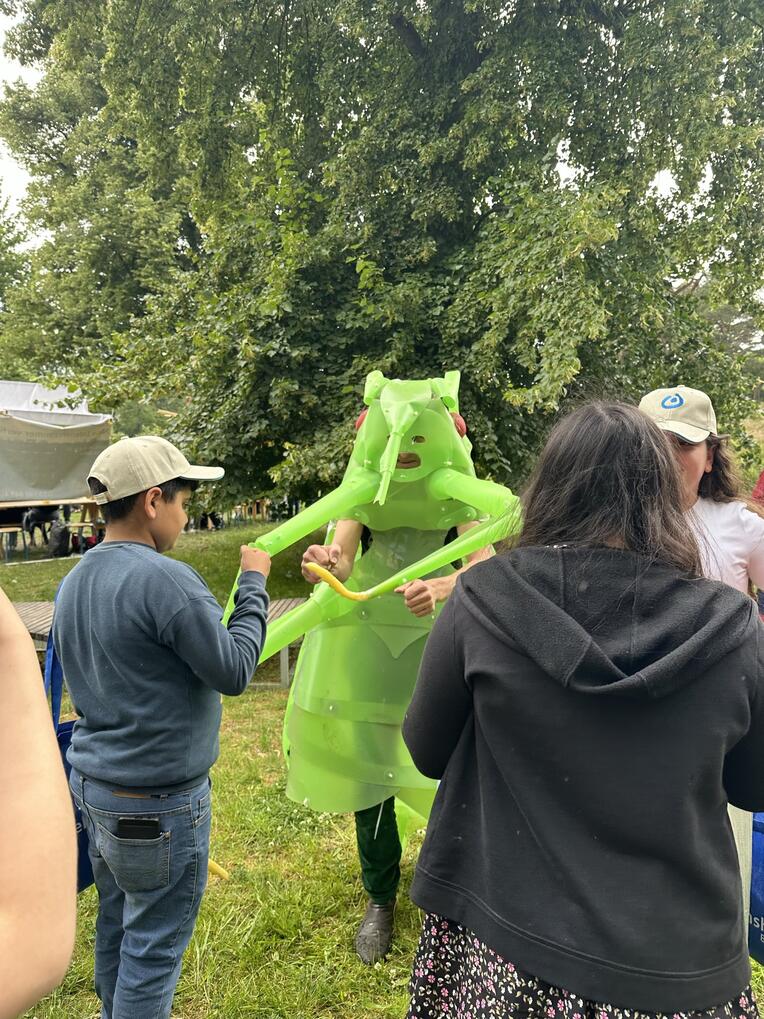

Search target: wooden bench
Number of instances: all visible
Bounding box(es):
[13,602,53,650]
[267,596,306,688]
[13,597,307,686]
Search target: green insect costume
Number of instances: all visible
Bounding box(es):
[224,370,520,914]
[287,524,454,821]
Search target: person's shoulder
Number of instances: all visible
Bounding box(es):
[88,543,209,596]
[144,550,210,596]
[738,500,764,547]
[700,498,764,551]
[721,498,764,531]
[693,496,728,518]
[453,553,512,612]
[54,557,86,601]
[456,553,505,590]
[697,497,762,525]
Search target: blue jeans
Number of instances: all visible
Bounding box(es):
[70,769,211,1019]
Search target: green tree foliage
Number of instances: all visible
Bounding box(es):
[1,0,764,496]
[0,0,196,377]
[0,197,28,374]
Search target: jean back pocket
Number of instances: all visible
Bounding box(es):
[96,822,171,893]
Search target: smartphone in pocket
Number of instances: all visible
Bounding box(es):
[116,817,161,840]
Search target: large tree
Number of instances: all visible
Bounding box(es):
[0,0,195,378]
[1,0,763,497]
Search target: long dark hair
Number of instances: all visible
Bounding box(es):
[518,402,701,575]
[697,435,743,502]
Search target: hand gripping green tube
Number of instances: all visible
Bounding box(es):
[224,371,522,821]
[221,468,380,623]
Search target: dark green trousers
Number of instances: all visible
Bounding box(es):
[354,797,402,905]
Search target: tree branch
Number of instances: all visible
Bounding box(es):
[674,274,706,296]
[388,13,427,60]
[731,6,764,31]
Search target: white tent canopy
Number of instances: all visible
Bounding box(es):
[0,381,111,504]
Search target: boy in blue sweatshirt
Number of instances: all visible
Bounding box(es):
[53,435,270,1019]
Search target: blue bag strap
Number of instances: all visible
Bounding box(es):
[43,580,66,730]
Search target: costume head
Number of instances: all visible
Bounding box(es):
[350,370,474,504]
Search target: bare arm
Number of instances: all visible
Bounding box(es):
[301,519,364,585]
[0,589,76,1018]
[396,521,492,617]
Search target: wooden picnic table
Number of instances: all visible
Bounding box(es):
[0,498,98,510]
[13,597,307,687]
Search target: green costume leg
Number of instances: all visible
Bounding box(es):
[355,798,402,905]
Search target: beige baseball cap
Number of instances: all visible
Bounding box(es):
[89,436,224,504]
[638,385,717,444]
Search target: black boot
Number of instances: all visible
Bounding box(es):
[354,899,395,964]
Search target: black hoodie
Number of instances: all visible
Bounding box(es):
[403,546,764,1011]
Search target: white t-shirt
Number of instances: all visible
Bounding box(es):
[687,497,764,592]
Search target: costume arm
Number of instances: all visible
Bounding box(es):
[427,468,516,519]
[312,474,521,600]
[258,580,357,662]
[223,470,378,622]
[260,520,365,660]
[407,522,493,609]
[253,470,379,558]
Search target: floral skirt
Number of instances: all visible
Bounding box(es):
[407,913,759,1019]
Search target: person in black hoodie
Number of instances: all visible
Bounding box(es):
[403,401,763,1019]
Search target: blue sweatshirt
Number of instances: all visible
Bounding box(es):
[53,540,268,790]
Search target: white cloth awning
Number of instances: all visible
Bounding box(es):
[0,380,111,502]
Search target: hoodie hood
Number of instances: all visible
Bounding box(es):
[459,546,757,698]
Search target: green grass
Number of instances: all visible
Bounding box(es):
[0,524,321,605]
[10,524,423,1018]
[26,686,422,1019]
[8,525,764,1015]
[24,681,764,1017]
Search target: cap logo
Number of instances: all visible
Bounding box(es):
[661,393,684,410]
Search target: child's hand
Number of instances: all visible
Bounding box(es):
[395,579,437,618]
[241,546,271,578]
[301,543,343,583]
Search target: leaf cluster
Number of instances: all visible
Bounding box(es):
[1,0,763,495]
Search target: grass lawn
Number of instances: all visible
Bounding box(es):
[0,523,315,605]
[4,525,764,1015]
[26,684,423,1019]
[6,525,420,1018]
